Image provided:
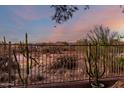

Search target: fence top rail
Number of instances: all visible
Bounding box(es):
[1,43,124,46]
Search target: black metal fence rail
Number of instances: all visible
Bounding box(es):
[0,44,124,87]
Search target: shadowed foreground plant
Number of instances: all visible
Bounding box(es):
[84,25,122,87]
[84,44,105,87]
[0,37,17,83]
[13,49,25,85]
[13,33,30,87]
[13,33,45,86]
[0,56,17,83]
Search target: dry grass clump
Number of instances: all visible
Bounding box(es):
[49,55,79,71]
[41,46,75,54]
[41,46,62,54]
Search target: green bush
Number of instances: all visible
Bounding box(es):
[119,58,124,65]
[118,58,124,71]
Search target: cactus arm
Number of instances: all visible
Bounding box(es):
[84,58,94,77]
[85,45,95,78]
[88,45,95,77]
[13,50,24,84]
[19,46,42,68]
[99,55,105,78]
[3,36,6,43]
[98,46,106,78]
[93,45,100,85]
[2,36,7,54]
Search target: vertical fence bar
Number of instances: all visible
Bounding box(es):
[8,41,11,87]
[116,45,119,76]
[22,43,25,85]
[41,46,44,84]
[118,45,120,76]
[122,45,124,74]
[45,45,47,83]
[52,45,54,83]
[13,44,15,86]
[111,46,114,77]
[108,45,110,77]
[30,44,32,85]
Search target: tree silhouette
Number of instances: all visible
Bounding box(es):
[51,5,78,24]
[51,5,124,24]
[86,25,120,44]
[51,5,90,24]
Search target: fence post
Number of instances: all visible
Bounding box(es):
[8,41,12,87]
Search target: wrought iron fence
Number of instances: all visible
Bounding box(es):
[0,43,124,87]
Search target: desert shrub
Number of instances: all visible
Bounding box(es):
[41,46,75,54]
[0,56,18,72]
[0,72,16,82]
[118,58,124,71]
[30,75,45,82]
[0,73,8,82]
[36,75,45,81]
[49,55,78,70]
[58,46,75,51]
[41,46,62,54]
[109,57,124,73]
[0,56,17,82]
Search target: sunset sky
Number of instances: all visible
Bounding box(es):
[0,5,124,43]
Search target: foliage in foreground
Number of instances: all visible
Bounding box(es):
[0,37,18,82]
[84,25,121,87]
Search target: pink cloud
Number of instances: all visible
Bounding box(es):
[69,6,123,35]
[43,25,85,42]
[44,6,124,42]
[46,27,65,42]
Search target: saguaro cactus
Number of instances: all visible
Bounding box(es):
[25,33,29,87]
[84,44,105,87]
[13,49,24,85]
[2,36,7,55]
[13,33,30,87]
[13,33,44,86]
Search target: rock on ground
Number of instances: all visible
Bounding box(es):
[112,80,124,88]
